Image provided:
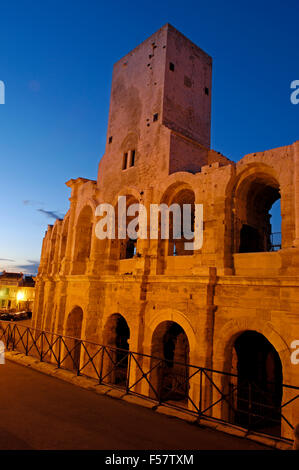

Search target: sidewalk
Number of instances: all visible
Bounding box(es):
[3,350,293,450]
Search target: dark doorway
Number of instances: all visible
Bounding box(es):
[103,314,130,386]
[151,321,190,402]
[65,306,83,371]
[233,331,282,434]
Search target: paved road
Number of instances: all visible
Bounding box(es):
[0,361,270,450]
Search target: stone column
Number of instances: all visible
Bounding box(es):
[51,221,62,276]
[60,181,79,275]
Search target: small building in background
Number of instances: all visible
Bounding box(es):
[0,271,35,311]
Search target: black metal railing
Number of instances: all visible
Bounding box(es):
[0,321,298,441]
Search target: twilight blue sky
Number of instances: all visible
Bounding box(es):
[0,0,298,274]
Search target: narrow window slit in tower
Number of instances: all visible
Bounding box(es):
[153,113,158,122]
[122,152,128,170]
[169,62,175,71]
[130,150,136,167]
[205,87,209,95]
[109,136,113,144]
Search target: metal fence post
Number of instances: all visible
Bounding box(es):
[76,340,81,376]
[12,324,16,350]
[99,346,105,384]
[40,332,43,361]
[198,368,203,418]
[26,327,29,355]
[6,323,11,349]
[57,336,61,368]
[126,352,132,394]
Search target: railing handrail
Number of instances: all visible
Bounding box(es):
[1,320,298,390]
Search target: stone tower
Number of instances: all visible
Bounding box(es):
[98,23,212,194]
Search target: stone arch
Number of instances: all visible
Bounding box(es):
[72,205,93,274]
[65,305,84,337]
[63,305,84,370]
[107,193,140,263]
[157,182,196,273]
[157,173,197,199]
[213,318,292,436]
[84,197,98,214]
[159,180,196,206]
[144,309,198,362]
[110,187,141,209]
[227,164,282,254]
[102,313,130,386]
[120,131,139,154]
[150,320,190,402]
[214,317,290,376]
[232,331,283,433]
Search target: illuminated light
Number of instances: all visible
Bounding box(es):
[16,291,25,302]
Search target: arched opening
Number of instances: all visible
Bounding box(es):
[150,321,190,403]
[234,173,281,253]
[269,199,282,251]
[167,189,195,256]
[119,195,139,260]
[157,184,196,274]
[64,306,83,371]
[73,206,93,274]
[108,195,139,263]
[230,331,282,434]
[102,314,130,386]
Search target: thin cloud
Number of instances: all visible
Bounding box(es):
[23,200,44,207]
[15,260,40,275]
[0,258,15,262]
[37,208,64,220]
[23,199,64,220]
[23,199,65,221]
[26,259,39,264]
